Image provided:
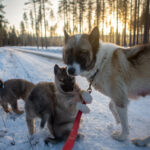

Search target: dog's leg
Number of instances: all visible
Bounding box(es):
[10,100,24,114]
[54,122,73,140]
[40,113,49,128]
[1,103,11,113]
[112,104,129,141]
[131,136,150,147]
[109,101,120,124]
[26,115,35,135]
[110,80,129,141]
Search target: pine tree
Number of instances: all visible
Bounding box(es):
[96,0,101,27]
[25,0,39,48]
[129,0,133,46]
[133,0,137,45]
[87,0,93,32]
[78,0,86,33]
[143,0,149,43]
[38,3,44,48]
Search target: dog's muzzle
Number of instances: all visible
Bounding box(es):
[67,67,75,76]
[67,63,81,76]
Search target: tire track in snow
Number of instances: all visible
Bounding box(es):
[0,50,34,82]
[0,47,62,83]
[8,49,63,83]
[12,52,33,81]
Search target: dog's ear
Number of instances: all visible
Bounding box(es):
[89,26,99,43]
[89,26,99,53]
[54,64,61,75]
[64,30,70,44]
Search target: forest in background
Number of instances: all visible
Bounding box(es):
[0,0,149,47]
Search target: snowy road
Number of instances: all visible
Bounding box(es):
[0,47,149,150]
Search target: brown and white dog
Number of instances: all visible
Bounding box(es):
[25,64,92,142]
[63,26,150,146]
[0,79,34,114]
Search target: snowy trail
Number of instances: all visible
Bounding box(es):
[8,47,62,61]
[0,47,149,150]
[0,48,62,83]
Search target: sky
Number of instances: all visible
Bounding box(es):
[3,0,26,29]
[3,0,59,30]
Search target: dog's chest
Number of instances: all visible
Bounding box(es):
[91,71,109,95]
[55,95,78,124]
[56,93,79,113]
[92,80,105,94]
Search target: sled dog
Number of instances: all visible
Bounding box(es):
[25,64,92,142]
[63,26,150,146]
[0,79,34,114]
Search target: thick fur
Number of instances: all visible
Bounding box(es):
[25,82,56,135]
[25,65,91,141]
[0,79,34,114]
[63,26,150,145]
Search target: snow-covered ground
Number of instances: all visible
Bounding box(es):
[12,46,62,59]
[0,47,149,150]
[17,46,62,55]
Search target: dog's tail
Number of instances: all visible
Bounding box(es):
[0,79,4,89]
[40,114,49,128]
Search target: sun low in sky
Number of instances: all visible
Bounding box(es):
[3,0,129,36]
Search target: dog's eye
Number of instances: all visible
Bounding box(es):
[59,78,64,82]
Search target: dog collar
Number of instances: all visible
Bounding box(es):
[87,69,99,93]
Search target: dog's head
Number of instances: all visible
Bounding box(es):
[63,26,99,76]
[54,64,75,93]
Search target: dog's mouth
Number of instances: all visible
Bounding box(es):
[60,83,74,92]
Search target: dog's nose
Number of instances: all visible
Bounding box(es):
[68,67,75,75]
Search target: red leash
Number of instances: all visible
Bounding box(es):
[62,102,86,150]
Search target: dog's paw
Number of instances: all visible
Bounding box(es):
[45,137,61,145]
[15,110,24,115]
[76,103,90,114]
[30,136,39,146]
[112,131,128,141]
[81,91,92,104]
[131,138,147,147]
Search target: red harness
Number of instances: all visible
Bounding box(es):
[62,102,86,150]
